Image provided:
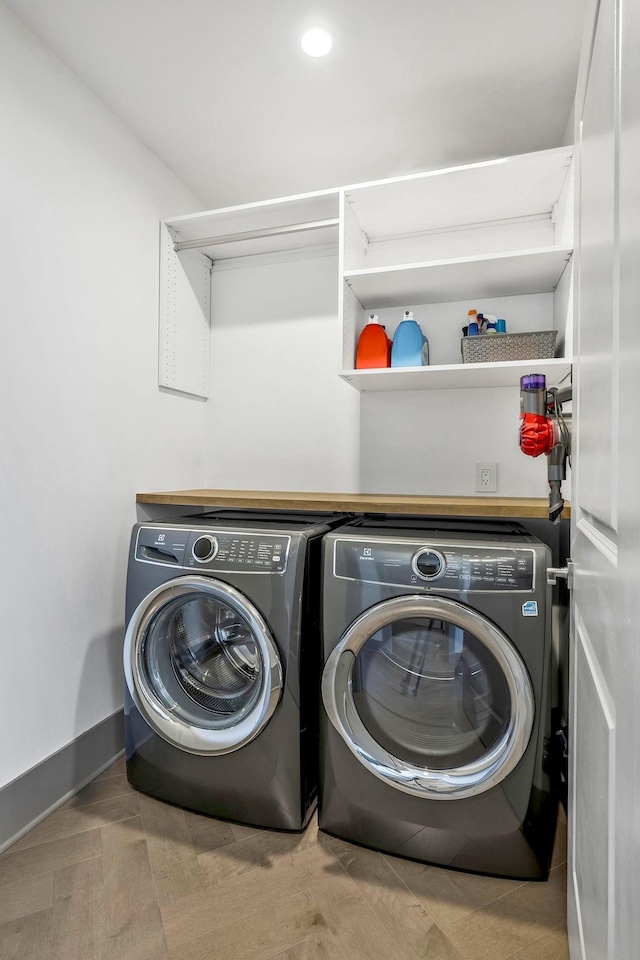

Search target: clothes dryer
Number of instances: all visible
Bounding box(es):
[319,516,558,879]
[124,510,345,830]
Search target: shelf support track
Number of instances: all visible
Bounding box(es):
[173,218,339,252]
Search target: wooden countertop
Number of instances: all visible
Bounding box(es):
[136,489,568,520]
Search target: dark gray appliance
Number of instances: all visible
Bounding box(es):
[124,510,346,830]
[319,516,558,879]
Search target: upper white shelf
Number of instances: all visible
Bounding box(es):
[340,358,572,392]
[342,145,574,247]
[345,247,573,308]
[166,188,340,262]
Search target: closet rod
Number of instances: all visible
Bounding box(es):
[173,218,339,251]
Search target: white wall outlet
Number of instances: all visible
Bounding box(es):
[475,461,498,493]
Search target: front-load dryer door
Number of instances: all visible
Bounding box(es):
[322,595,534,799]
[124,576,283,756]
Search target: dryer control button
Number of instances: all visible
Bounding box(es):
[412,549,445,581]
[192,535,219,563]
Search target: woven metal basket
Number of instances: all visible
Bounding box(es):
[461,330,558,364]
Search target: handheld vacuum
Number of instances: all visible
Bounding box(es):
[519,374,572,523]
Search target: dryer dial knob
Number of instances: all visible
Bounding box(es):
[412,549,445,581]
[192,535,219,563]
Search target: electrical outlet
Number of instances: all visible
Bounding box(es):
[475,461,498,492]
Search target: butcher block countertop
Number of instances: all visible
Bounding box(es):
[136,489,569,520]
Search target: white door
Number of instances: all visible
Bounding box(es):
[568,0,640,955]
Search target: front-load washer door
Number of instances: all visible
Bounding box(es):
[124,576,283,756]
[322,595,534,799]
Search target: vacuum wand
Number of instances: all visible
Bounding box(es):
[519,375,572,524]
[547,442,567,524]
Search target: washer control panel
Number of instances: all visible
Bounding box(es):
[334,539,535,591]
[135,526,290,573]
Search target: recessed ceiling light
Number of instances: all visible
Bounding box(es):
[301,28,333,57]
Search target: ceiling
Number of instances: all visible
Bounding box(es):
[6,0,588,210]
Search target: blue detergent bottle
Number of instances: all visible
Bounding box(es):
[391,310,429,367]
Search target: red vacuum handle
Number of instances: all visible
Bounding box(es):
[519,412,557,458]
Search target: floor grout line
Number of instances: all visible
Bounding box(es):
[340,873,428,960]
[158,830,342,950]
[5,811,142,860]
[0,846,105,887]
[377,849,437,920]
[99,819,169,960]
[379,849,549,939]
[508,922,568,958]
[161,884,328,953]
[141,802,205,924]
[378,851,470,959]
[192,827,331,890]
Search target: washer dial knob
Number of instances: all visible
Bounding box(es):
[192,535,219,563]
[412,548,445,581]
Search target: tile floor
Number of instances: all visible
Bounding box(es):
[0,757,568,960]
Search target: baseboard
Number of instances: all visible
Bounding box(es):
[0,709,124,854]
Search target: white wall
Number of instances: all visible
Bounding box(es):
[359,293,557,497]
[205,263,557,500]
[360,387,549,495]
[206,254,360,492]
[0,5,206,787]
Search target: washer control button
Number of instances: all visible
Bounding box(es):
[192,535,219,563]
[412,549,445,581]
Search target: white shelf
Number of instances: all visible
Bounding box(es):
[344,247,573,309]
[166,188,340,261]
[339,146,574,393]
[342,146,574,241]
[159,145,574,399]
[340,358,572,392]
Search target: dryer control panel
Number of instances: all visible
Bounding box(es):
[334,539,535,592]
[135,526,290,573]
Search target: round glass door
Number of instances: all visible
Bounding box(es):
[322,595,534,799]
[124,576,283,756]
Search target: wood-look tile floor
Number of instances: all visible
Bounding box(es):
[0,757,569,960]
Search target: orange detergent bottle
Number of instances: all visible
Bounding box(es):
[355,314,392,368]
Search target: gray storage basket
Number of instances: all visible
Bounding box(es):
[461,330,558,363]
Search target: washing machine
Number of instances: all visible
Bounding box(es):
[124,509,346,831]
[319,515,559,879]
